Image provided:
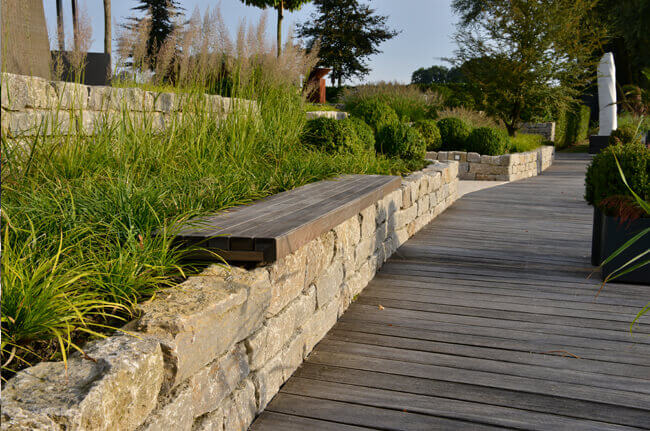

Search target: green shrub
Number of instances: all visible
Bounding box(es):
[609,126,643,146]
[376,122,426,160]
[585,144,650,211]
[508,133,544,153]
[301,117,360,154]
[348,98,399,132]
[343,117,375,151]
[438,117,472,150]
[412,120,442,151]
[465,127,508,155]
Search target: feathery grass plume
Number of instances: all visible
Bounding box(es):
[437,107,502,129]
[66,3,94,81]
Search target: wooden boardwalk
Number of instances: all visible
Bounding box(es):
[250,154,650,431]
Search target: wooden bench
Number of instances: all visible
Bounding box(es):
[175,175,401,262]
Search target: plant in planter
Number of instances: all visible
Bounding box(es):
[585,143,650,283]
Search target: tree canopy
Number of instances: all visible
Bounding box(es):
[452,0,607,135]
[241,0,311,56]
[123,0,183,65]
[411,65,464,85]
[298,0,399,86]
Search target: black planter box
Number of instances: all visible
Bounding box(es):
[588,135,610,154]
[597,214,650,284]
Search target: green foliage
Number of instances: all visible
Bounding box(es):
[609,126,643,146]
[412,120,442,151]
[585,144,650,211]
[341,83,443,122]
[437,117,472,150]
[376,123,427,160]
[301,118,361,153]
[298,0,399,86]
[1,77,422,378]
[508,133,544,153]
[411,65,464,85]
[465,127,508,155]
[347,98,399,132]
[452,0,606,135]
[554,104,591,149]
[344,117,375,151]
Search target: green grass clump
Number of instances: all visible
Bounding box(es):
[412,120,442,151]
[376,123,426,160]
[305,104,340,112]
[348,98,399,132]
[508,133,544,153]
[438,117,472,151]
[341,82,443,122]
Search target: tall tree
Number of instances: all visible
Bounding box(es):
[124,0,183,64]
[452,0,606,135]
[298,0,399,87]
[241,0,310,57]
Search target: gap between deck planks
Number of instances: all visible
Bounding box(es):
[250,155,650,431]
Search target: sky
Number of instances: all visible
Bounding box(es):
[42,0,458,85]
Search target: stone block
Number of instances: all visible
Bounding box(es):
[425,151,437,160]
[192,378,256,431]
[437,151,448,161]
[267,248,307,317]
[360,205,377,238]
[315,259,344,307]
[394,205,417,230]
[252,332,306,412]
[153,92,178,112]
[51,82,89,110]
[401,184,412,209]
[136,275,270,388]
[467,152,481,162]
[417,195,430,217]
[499,154,511,166]
[334,216,361,274]
[355,236,375,269]
[303,231,335,285]
[1,74,58,110]
[1,335,164,431]
[304,298,338,355]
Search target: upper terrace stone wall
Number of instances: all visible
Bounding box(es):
[0,73,254,136]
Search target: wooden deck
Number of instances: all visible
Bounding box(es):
[250,154,650,430]
[175,175,400,262]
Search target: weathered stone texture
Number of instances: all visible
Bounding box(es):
[2,336,164,431]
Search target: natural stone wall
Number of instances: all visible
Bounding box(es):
[519,122,555,142]
[426,145,554,181]
[305,110,348,120]
[1,161,459,431]
[0,73,254,136]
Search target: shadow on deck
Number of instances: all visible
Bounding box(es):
[250,154,650,431]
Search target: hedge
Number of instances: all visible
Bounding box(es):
[555,104,590,149]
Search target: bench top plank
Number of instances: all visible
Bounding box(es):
[175,174,401,262]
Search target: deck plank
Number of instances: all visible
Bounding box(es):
[250,155,650,430]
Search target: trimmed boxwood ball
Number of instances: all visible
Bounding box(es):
[301,117,360,153]
[609,126,642,146]
[348,99,399,132]
[437,117,472,151]
[376,122,426,160]
[412,119,442,151]
[344,117,375,151]
[585,143,650,212]
[465,127,508,155]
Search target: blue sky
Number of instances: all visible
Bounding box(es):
[43,0,457,84]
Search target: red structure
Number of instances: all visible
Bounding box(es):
[306,67,331,104]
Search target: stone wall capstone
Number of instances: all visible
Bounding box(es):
[1,161,460,431]
[426,146,554,181]
[519,122,555,142]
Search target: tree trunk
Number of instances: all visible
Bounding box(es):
[71,0,79,50]
[56,0,65,50]
[276,0,284,57]
[103,0,111,76]
[506,124,517,137]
